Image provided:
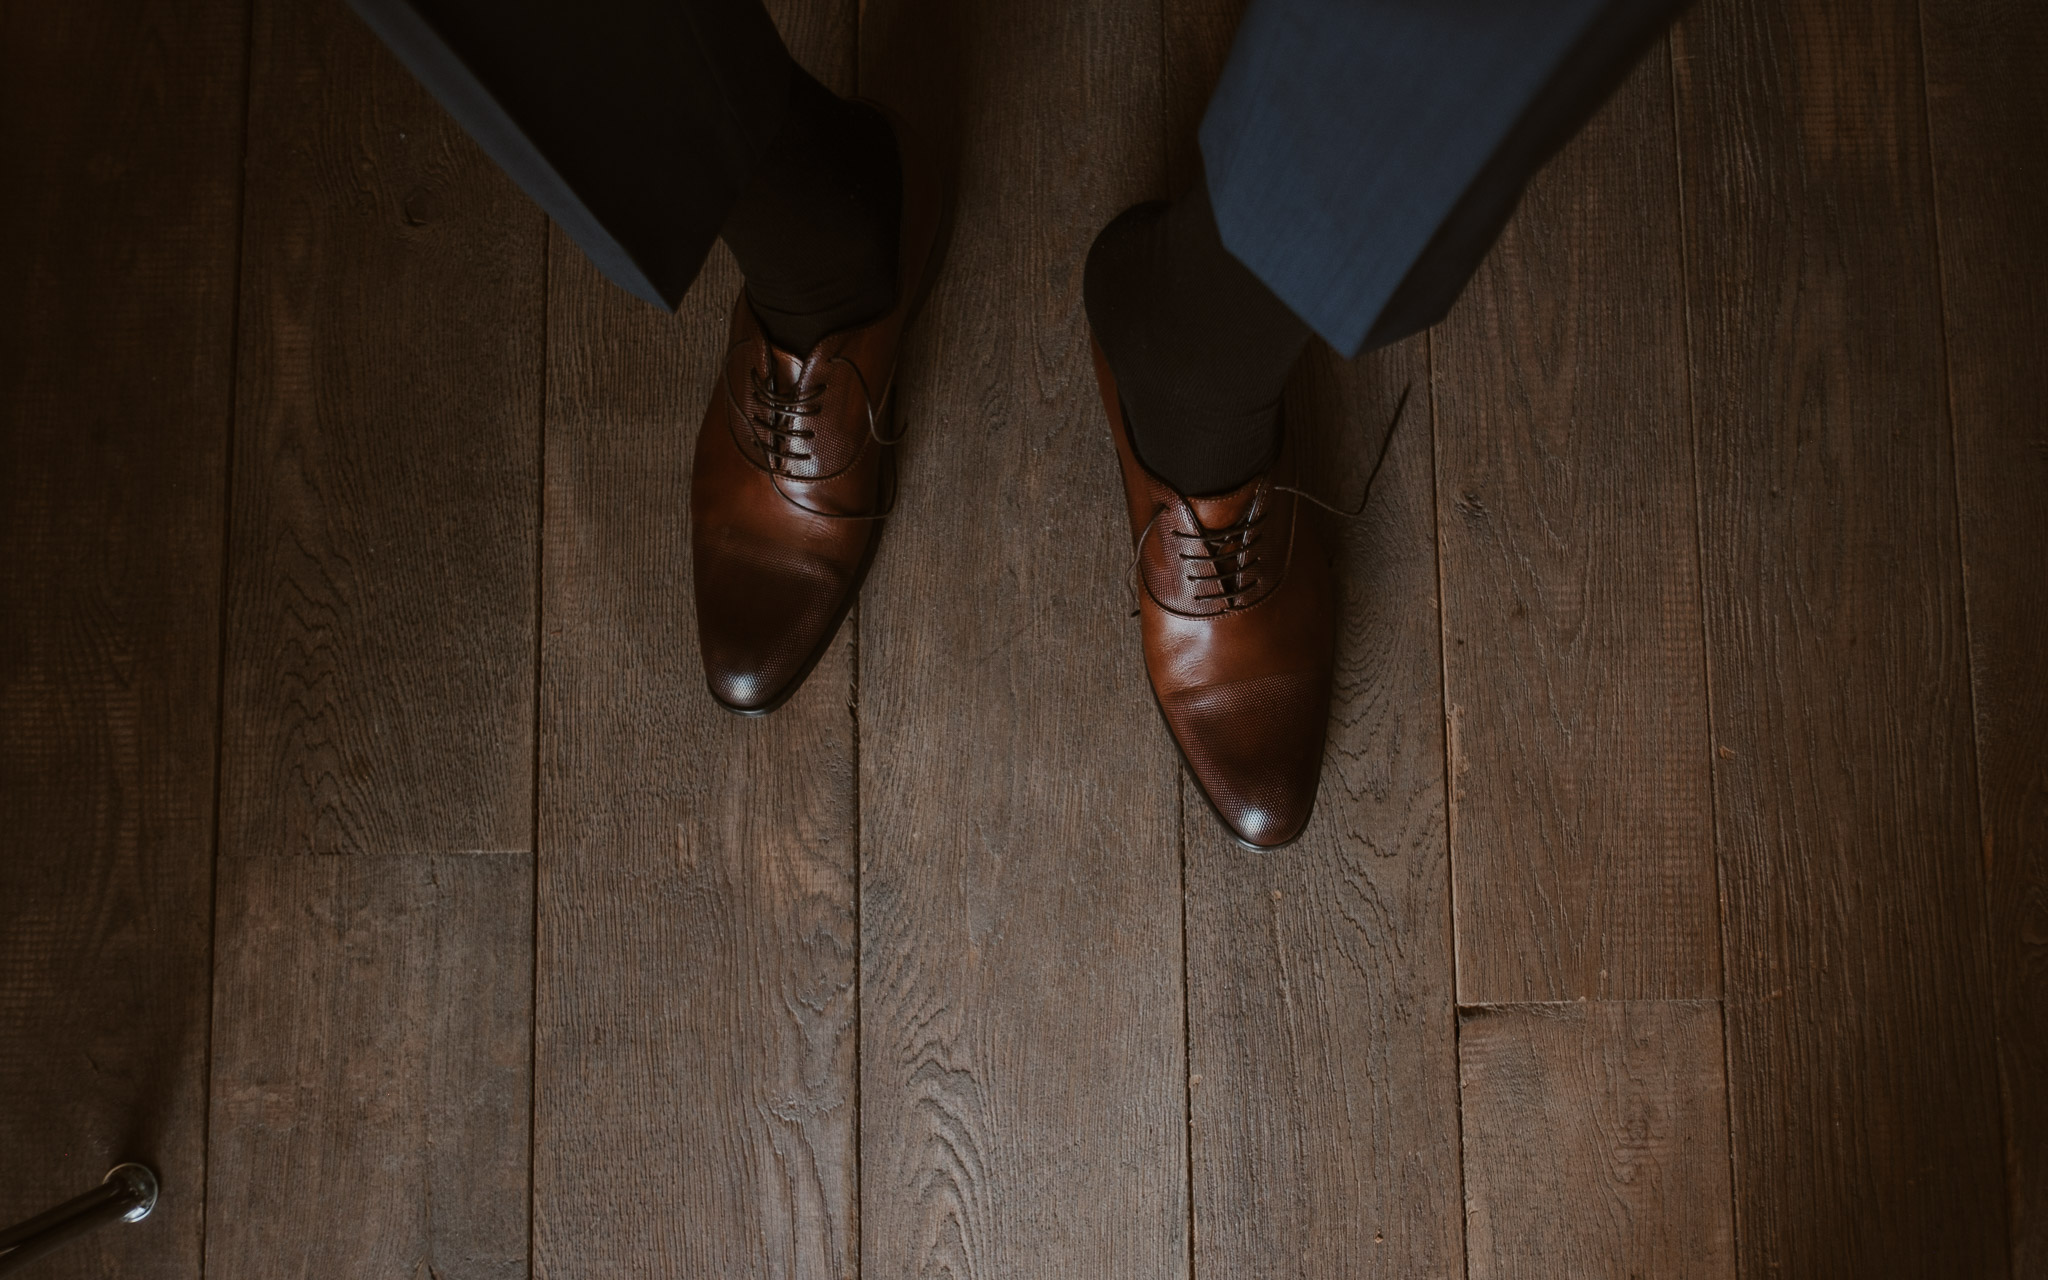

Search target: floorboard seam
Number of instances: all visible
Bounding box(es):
[849,605,865,1280]
[1664,20,1745,1277]
[1455,998,1722,1012]
[1425,327,1477,1280]
[217,848,537,860]
[1176,773,1195,1280]
[198,2,263,1272]
[526,218,551,1280]
[851,20,868,1279]
[1160,13,1198,1279]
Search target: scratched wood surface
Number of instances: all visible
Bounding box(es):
[0,2,246,1278]
[1458,1001,1734,1278]
[1433,46,1716,1006]
[530,0,863,1274]
[1432,31,1737,1273]
[854,0,1190,1274]
[1671,0,2009,1270]
[1920,0,2048,1268]
[533,260,863,1280]
[1,0,2036,1274]
[205,854,532,1278]
[201,0,545,1272]
[217,0,543,860]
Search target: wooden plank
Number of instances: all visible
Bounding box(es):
[854,0,1189,1275]
[1671,0,2008,1269]
[533,275,861,1277]
[219,0,544,858]
[206,0,545,1272]
[530,5,860,1277]
[1434,45,1717,1003]
[1160,10,1461,1276]
[1458,1001,1734,1277]
[1919,0,2048,1268]
[0,1,246,1276]
[1182,344,1467,1279]
[205,853,532,1277]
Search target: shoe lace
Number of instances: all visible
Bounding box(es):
[1123,382,1413,617]
[746,368,822,471]
[1126,503,1270,616]
[1268,382,1412,517]
[721,346,907,522]
[1174,510,1266,607]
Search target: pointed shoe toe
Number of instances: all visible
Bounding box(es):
[695,537,854,714]
[1161,669,1328,849]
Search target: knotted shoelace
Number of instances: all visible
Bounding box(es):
[1174,512,1266,607]
[748,369,821,470]
[723,349,907,522]
[1124,382,1413,617]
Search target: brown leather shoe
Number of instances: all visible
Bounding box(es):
[692,108,946,714]
[1090,339,1337,850]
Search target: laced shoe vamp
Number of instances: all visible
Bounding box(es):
[722,316,888,486]
[691,102,945,715]
[1136,482,1290,617]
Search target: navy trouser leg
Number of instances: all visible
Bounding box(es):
[348,0,792,309]
[1202,0,1691,355]
[357,0,1685,343]
[1361,0,1689,348]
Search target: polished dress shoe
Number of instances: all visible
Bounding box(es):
[1091,339,1337,850]
[692,108,945,714]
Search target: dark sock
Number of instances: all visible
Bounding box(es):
[720,65,901,353]
[1083,179,1312,495]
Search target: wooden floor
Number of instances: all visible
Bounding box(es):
[3,0,2042,1275]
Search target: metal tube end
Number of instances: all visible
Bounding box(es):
[102,1165,158,1224]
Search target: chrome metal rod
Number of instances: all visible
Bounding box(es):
[0,1164,158,1275]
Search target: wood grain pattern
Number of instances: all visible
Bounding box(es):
[1918,0,2048,1267]
[1672,0,2009,1269]
[1183,343,1467,1280]
[1434,46,1717,1004]
[530,4,861,1276]
[205,853,532,1278]
[854,0,1189,1274]
[0,2,246,1276]
[1458,1001,1734,1278]
[534,246,861,1280]
[206,3,545,1273]
[10,0,2044,1275]
[220,0,544,858]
